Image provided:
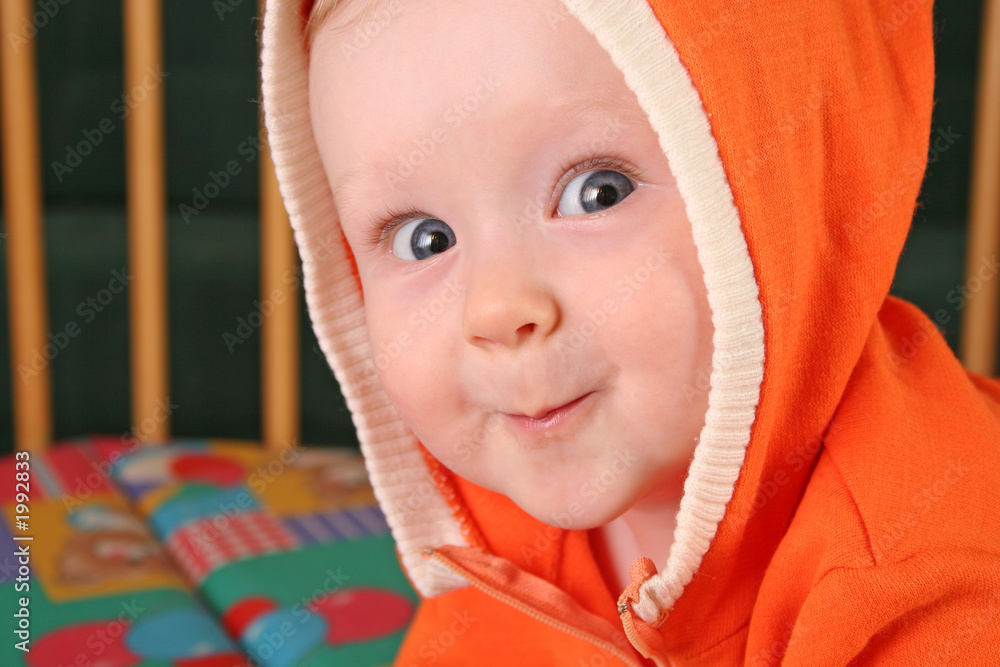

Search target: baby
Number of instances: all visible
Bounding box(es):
[262,0,1000,664]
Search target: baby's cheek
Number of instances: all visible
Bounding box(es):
[370,330,457,431]
[373,351,426,418]
[364,303,420,383]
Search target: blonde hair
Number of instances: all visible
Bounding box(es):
[305,0,340,50]
[305,0,383,51]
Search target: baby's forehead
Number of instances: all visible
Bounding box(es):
[308,0,597,79]
[308,0,654,206]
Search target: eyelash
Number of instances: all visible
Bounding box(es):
[362,203,422,255]
[553,154,644,217]
[556,154,644,193]
[362,154,645,253]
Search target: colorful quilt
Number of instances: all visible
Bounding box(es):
[0,436,418,666]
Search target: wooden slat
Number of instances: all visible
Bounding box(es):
[260,135,300,452]
[0,0,53,452]
[124,0,170,441]
[259,0,301,452]
[961,0,1000,376]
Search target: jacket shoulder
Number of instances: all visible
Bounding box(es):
[750,451,1000,664]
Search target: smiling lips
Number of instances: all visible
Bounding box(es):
[505,392,596,434]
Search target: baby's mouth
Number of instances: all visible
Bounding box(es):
[503,392,597,435]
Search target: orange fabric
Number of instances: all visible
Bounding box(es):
[397,583,642,666]
[392,0,1000,664]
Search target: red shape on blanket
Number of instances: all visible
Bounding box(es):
[172,454,245,487]
[308,587,414,645]
[176,653,250,666]
[27,621,142,666]
[223,596,278,638]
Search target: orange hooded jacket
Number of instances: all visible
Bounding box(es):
[261,0,1000,664]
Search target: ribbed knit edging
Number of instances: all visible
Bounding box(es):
[561,0,765,624]
[261,0,469,597]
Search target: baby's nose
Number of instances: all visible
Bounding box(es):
[461,261,560,351]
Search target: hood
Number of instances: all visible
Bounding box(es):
[262,0,939,634]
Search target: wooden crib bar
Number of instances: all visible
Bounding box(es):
[260,121,301,452]
[0,0,53,453]
[259,0,301,453]
[124,0,169,443]
[960,0,1000,376]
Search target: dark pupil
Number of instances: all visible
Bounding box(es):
[427,231,449,253]
[595,184,619,207]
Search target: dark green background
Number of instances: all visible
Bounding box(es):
[0,1,993,454]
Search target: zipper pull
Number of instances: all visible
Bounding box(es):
[617,558,671,667]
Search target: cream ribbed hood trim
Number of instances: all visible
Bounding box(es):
[559,0,764,624]
[261,0,469,596]
[261,0,764,623]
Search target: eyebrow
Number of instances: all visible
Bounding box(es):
[331,160,410,239]
[550,92,647,128]
[332,164,368,209]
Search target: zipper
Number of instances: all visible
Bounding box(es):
[424,547,646,667]
[618,599,671,667]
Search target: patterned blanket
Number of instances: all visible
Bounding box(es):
[0,436,416,666]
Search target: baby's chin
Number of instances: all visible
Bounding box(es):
[502,481,638,532]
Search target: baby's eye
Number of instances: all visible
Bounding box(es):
[556,169,635,216]
[391,217,457,261]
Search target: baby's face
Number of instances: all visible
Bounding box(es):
[309,0,713,529]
